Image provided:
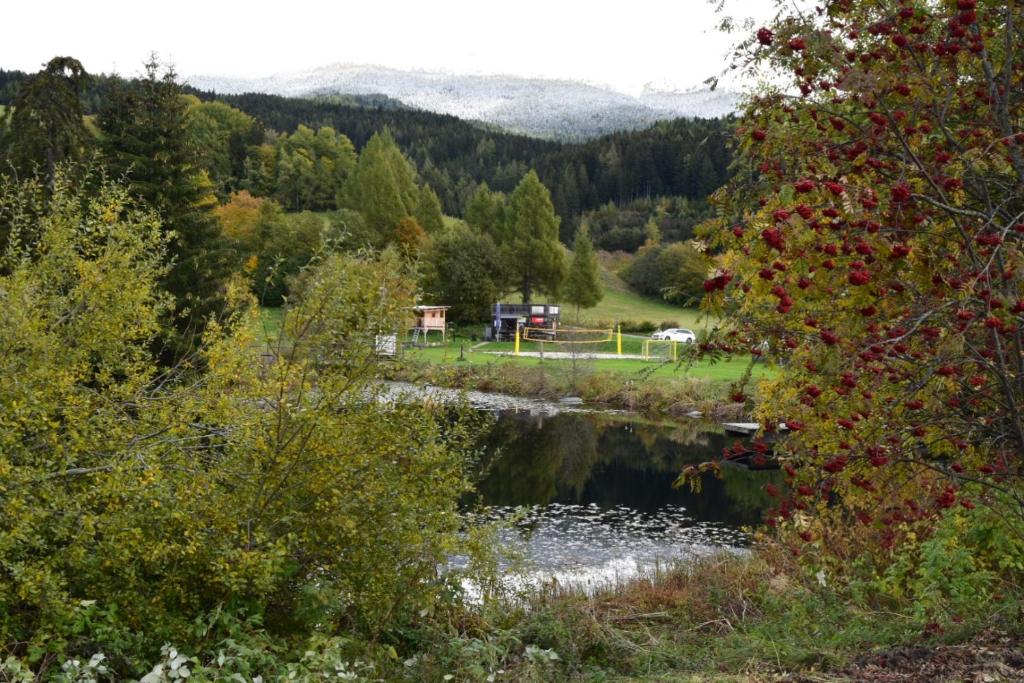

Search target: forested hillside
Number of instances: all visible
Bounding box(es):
[0,68,732,240]
[190,64,741,141]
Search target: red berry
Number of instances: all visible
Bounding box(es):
[848,270,871,286]
[890,244,912,259]
[824,455,848,472]
[890,183,912,203]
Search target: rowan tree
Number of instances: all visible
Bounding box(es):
[693,0,1024,562]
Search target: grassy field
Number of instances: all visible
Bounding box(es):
[405,340,768,383]
[254,256,748,395]
[257,306,761,384]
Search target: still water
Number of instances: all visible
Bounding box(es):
[463,408,781,587]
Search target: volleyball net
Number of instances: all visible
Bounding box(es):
[520,326,614,344]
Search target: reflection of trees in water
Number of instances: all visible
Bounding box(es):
[473,411,783,528]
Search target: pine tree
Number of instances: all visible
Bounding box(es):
[564,223,603,319]
[99,57,236,359]
[506,170,565,303]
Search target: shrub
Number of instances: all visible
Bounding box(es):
[0,173,481,677]
[619,320,657,333]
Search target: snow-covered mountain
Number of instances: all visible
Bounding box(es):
[188,64,739,140]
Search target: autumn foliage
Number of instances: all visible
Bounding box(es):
[699,0,1024,559]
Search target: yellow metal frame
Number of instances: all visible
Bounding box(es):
[642,339,678,361]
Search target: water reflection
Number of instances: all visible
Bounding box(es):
[471,410,778,527]
[465,410,782,584]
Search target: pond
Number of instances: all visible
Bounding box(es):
[462,407,781,588]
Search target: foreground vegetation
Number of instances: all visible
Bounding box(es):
[3,0,1024,677]
[397,528,1024,682]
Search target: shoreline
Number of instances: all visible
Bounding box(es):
[385,358,753,421]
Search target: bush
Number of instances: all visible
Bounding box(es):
[619,320,658,333]
[0,174,482,677]
[620,242,708,306]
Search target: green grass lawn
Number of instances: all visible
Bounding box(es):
[255,306,766,384]
[407,340,770,383]
[253,306,284,348]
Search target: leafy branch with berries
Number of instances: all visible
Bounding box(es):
[691,0,1024,571]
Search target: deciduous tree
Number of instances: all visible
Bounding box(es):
[423,223,507,322]
[693,0,1024,562]
[564,223,603,318]
[505,170,566,302]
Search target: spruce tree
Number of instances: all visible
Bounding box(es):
[506,170,565,303]
[564,223,602,319]
[1,56,90,191]
[99,57,235,359]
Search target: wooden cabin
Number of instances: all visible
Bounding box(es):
[411,305,449,343]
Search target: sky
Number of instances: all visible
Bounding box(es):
[1,0,776,96]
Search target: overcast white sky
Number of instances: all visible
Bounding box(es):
[1,0,776,95]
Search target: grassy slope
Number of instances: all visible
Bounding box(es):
[592,260,708,326]
[506,256,714,330]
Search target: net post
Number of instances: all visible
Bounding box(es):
[617,324,622,356]
[672,341,678,362]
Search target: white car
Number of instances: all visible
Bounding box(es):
[651,328,696,343]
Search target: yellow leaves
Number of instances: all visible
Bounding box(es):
[214,190,265,243]
[99,201,121,225]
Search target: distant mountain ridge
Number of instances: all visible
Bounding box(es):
[188,64,739,140]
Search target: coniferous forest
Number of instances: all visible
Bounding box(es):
[0,67,731,241]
